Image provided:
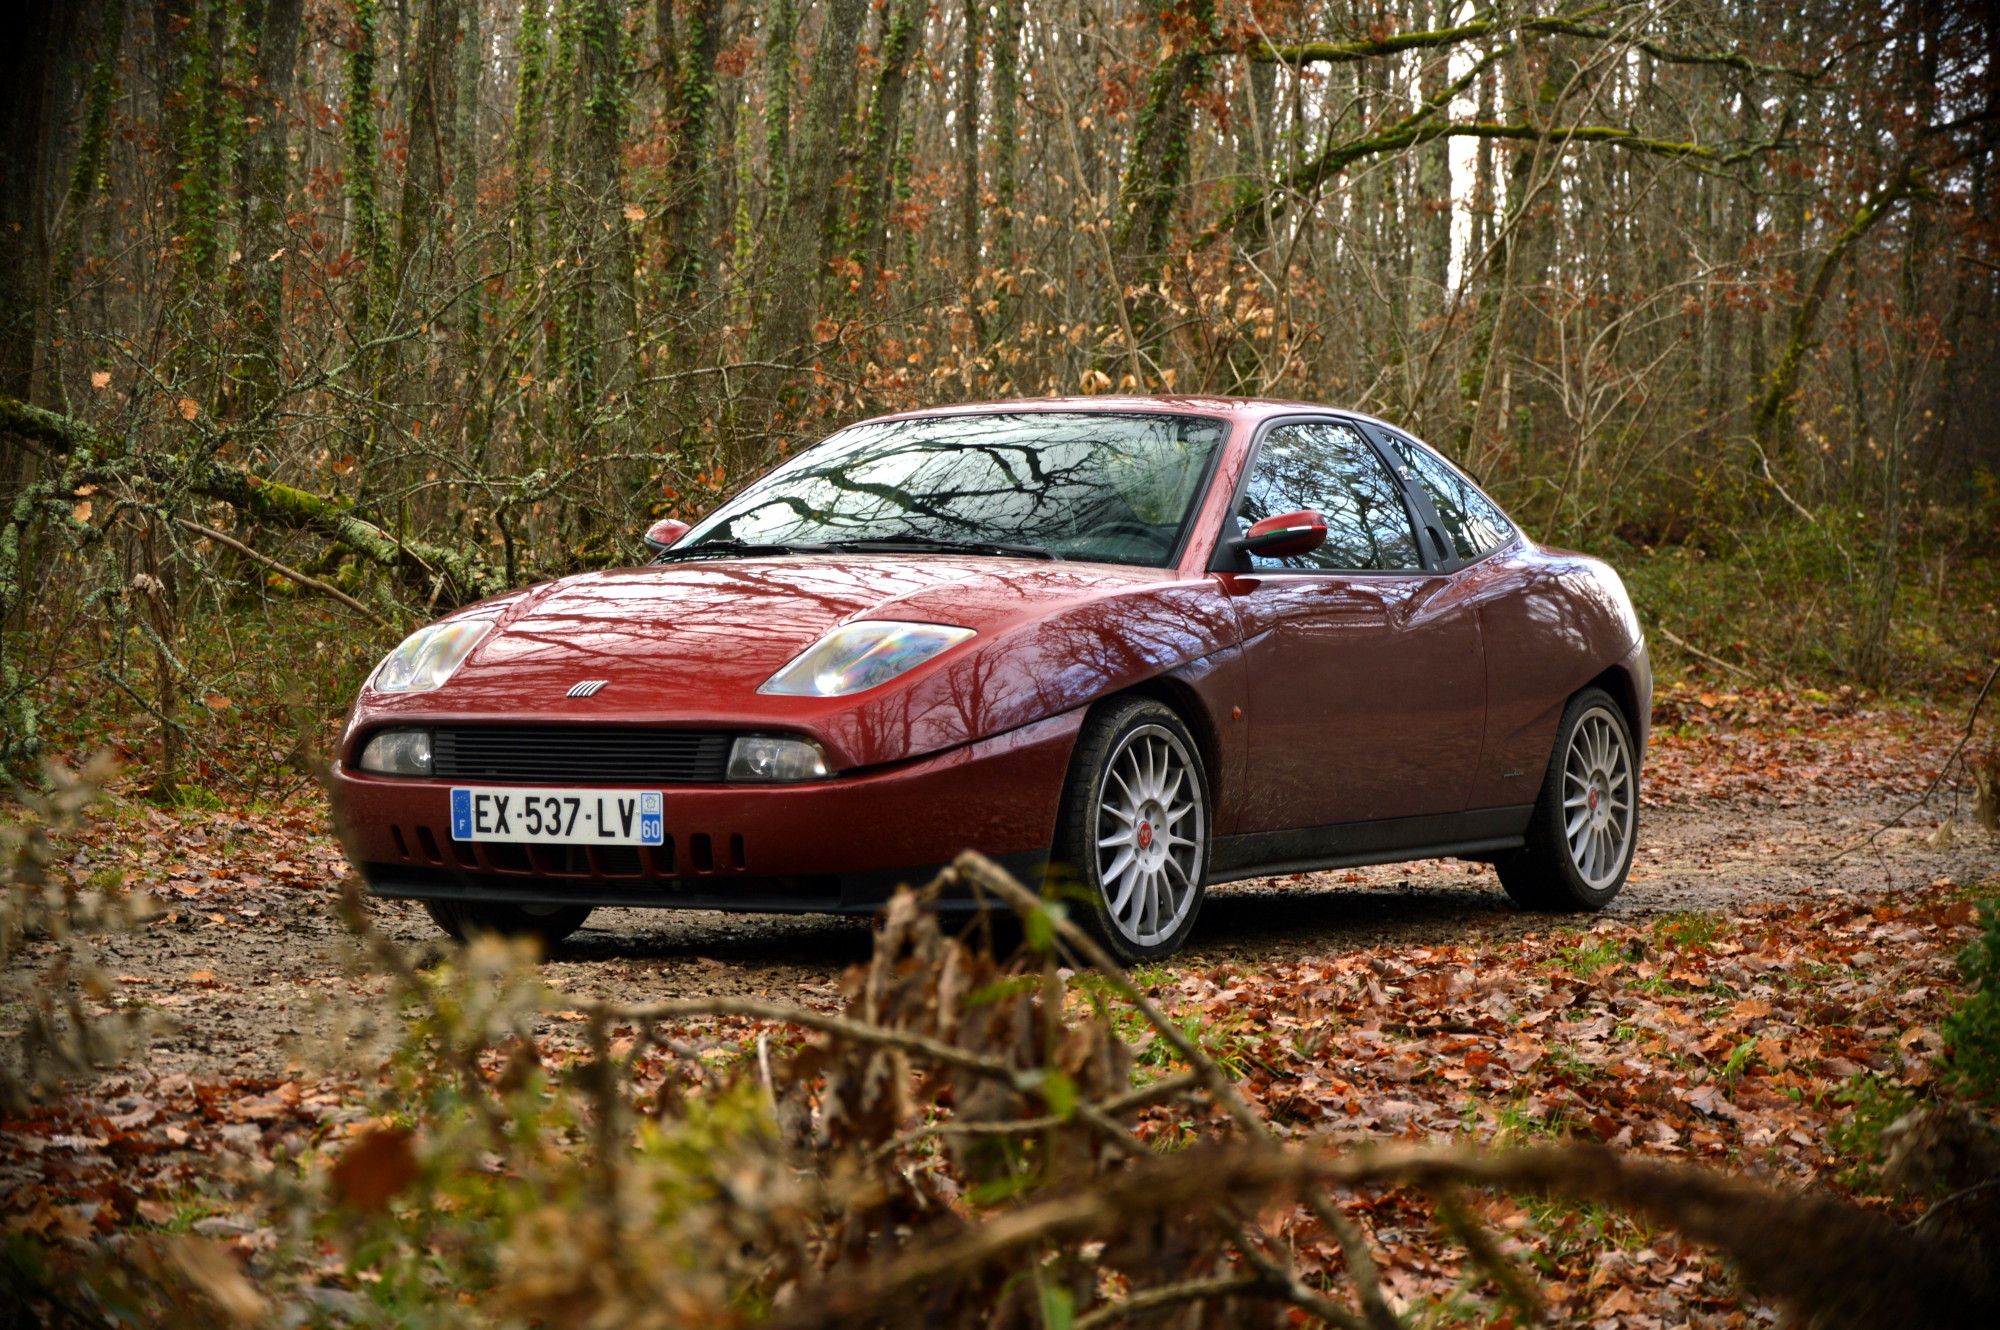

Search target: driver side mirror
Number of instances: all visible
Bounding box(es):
[1229,510,1328,560]
[642,518,691,556]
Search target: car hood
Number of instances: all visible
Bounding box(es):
[349,554,1239,769]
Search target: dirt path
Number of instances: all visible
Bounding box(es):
[4,687,1989,1084]
[36,788,1992,1086]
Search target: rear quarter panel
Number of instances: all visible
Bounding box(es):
[1462,540,1645,810]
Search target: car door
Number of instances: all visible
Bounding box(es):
[1372,427,1567,814]
[1224,418,1486,832]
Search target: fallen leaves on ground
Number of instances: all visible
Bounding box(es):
[1645,682,1963,809]
[5,872,1983,1328]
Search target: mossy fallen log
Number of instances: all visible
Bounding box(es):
[0,392,505,609]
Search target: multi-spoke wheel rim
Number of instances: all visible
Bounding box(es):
[1562,707,1635,891]
[1094,723,1205,948]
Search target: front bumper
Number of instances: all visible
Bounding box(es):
[332,710,1082,914]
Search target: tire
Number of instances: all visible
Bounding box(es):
[1051,697,1211,963]
[424,899,593,949]
[1496,687,1639,911]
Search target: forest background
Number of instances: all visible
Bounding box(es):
[4,4,2000,1327]
[1,0,1998,792]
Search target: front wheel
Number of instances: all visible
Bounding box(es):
[1496,687,1639,911]
[424,899,593,950]
[1052,698,1211,963]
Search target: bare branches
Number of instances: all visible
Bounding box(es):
[0,392,503,606]
[1751,161,1930,454]
[1207,117,1787,245]
[173,518,391,627]
[1249,12,1819,81]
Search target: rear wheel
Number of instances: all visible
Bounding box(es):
[1496,687,1638,911]
[1052,698,1211,963]
[424,899,593,949]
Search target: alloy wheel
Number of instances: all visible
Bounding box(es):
[1561,706,1635,890]
[1094,723,1206,948]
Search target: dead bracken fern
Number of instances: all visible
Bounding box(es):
[5,843,2000,1328]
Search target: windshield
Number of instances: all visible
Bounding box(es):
[676,411,1227,567]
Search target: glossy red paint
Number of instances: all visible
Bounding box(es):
[336,710,1082,906]
[1238,509,1329,560]
[1223,565,1484,827]
[642,517,691,552]
[330,395,1649,923]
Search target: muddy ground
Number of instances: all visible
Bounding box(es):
[42,783,2000,1086]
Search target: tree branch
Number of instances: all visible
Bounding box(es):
[0,393,504,605]
[1248,15,1817,81]
[1205,117,1782,245]
[174,519,391,628]
[1751,163,1927,453]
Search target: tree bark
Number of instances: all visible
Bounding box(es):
[235,0,305,413]
[853,0,927,281]
[0,393,503,606]
[750,0,870,403]
[958,0,982,284]
[345,0,388,350]
[1751,164,1925,457]
[659,0,725,303]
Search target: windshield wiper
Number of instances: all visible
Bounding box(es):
[824,535,1063,561]
[652,537,832,562]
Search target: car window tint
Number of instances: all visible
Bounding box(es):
[681,412,1226,567]
[1236,421,1421,571]
[1384,434,1514,560]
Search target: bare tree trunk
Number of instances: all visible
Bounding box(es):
[1108,0,1214,373]
[396,0,460,283]
[345,0,388,354]
[992,0,1022,274]
[453,0,481,346]
[236,0,304,413]
[0,0,105,400]
[750,0,870,407]
[659,0,724,303]
[957,0,982,285]
[1751,165,1923,457]
[854,0,927,281]
[1414,0,1452,327]
[762,0,798,210]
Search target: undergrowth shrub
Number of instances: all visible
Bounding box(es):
[0,756,158,1114]
[3,840,1999,1328]
[1945,897,2000,1105]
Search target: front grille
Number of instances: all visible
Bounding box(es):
[430,726,732,783]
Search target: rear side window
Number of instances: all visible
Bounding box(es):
[1236,421,1422,571]
[1383,434,1514,560]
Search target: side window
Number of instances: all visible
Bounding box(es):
[1235,421,1421,571]
[1384,434,1514,561]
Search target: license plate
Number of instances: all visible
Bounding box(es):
[450,788,664,845]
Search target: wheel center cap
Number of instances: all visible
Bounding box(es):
[1137,821,1154,849]
[1588,787,1600,812]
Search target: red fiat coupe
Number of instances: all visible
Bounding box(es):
[332,398,1648,960]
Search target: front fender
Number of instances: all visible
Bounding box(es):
[813,582,1240,769]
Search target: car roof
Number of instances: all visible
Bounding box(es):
[863,395,1406,436]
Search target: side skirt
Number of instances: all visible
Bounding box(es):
[1207,805,1535,885]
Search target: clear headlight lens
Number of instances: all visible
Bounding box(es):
[371,619,493,693]
[358,728,433,775]
[727,735,832,782]
[759,620,975,697]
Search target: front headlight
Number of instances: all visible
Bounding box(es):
[358,729,433,775]
[727,735,832,782]
[758,621,975,697]
[371,619,493,693]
